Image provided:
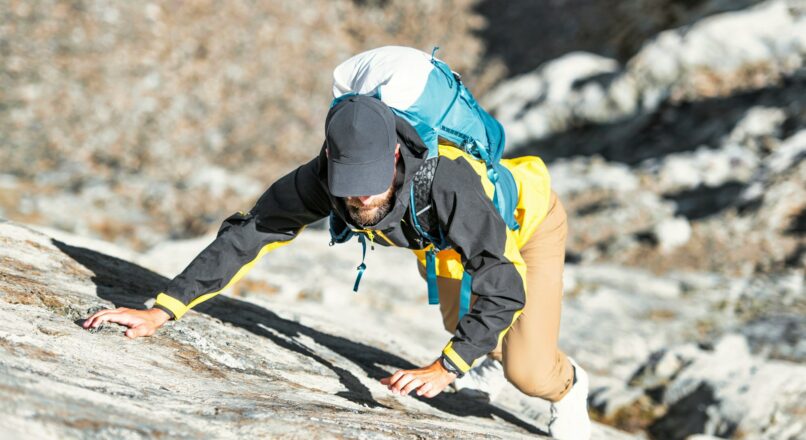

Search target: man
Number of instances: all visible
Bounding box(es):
[83,95,592,439]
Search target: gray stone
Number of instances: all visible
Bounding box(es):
[1,220,638,439]
[653,218,692,253]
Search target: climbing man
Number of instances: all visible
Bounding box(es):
[82,47,592,439]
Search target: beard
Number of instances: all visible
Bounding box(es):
[344,186,396,227]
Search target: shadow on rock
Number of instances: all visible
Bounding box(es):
[648,383,736,440]
[53,238,546,436]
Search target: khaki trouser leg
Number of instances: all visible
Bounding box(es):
[502,191,574,402]
[417,190,574,402]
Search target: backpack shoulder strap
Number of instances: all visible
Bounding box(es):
[409,156,443,307]
[409,157,443,246]
[409,155,472,319]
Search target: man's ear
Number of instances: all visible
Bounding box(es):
[395,143,400,159]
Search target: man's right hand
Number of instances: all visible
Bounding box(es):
[82,307,171,339]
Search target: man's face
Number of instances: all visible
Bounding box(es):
[344,182,396,227]
[333,143,400,227]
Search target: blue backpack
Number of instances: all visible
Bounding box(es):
[329,46,519,321]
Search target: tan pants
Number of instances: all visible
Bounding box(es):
[418,191,574,402]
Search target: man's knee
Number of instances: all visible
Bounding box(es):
[504,364,558,399]
[503,352,575,401]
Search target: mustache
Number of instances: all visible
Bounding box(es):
[345,197,388,210]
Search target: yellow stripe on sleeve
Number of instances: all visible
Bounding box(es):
[154,229,302,320]
[442,341,473,373]
[153,293,187,319]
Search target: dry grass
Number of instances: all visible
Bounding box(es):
[1,0,501,248]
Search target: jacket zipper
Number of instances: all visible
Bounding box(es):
[352,228,376,249]
[351,228,396,247]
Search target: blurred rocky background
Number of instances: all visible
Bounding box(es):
[1,0,804,439]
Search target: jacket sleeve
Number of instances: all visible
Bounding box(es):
[430,157,528,375]
[152,151,332,320]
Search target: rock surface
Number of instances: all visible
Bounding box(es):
[0,220,646,439]
[3,217,803,438]
[595,334,806,440]
[481,1,806,276]
[485,0,806,149]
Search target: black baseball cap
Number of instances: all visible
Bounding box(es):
[325,95,397,197]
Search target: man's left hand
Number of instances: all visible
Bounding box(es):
[380,358,457,398]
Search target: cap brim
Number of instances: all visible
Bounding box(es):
[328,154,395,198]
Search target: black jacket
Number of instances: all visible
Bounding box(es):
[153,115,527,375]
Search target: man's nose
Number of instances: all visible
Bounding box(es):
[357,195,372,205]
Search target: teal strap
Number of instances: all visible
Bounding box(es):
[493,163,522,231]
[426,249,439,305]
[469,140,491,163]
[353,234,368,292]
[487,166,499,183]
[467,142,521,232]
[459,272,472,320]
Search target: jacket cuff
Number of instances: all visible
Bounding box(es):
[153,292,189,320]
[151,303,176,321]
[441,340,474,375]
[440,355,465,378]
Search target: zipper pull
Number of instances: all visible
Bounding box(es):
[366,230,375,251]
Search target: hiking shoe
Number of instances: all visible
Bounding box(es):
[451,356,507,402]
[548,357,591,440]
